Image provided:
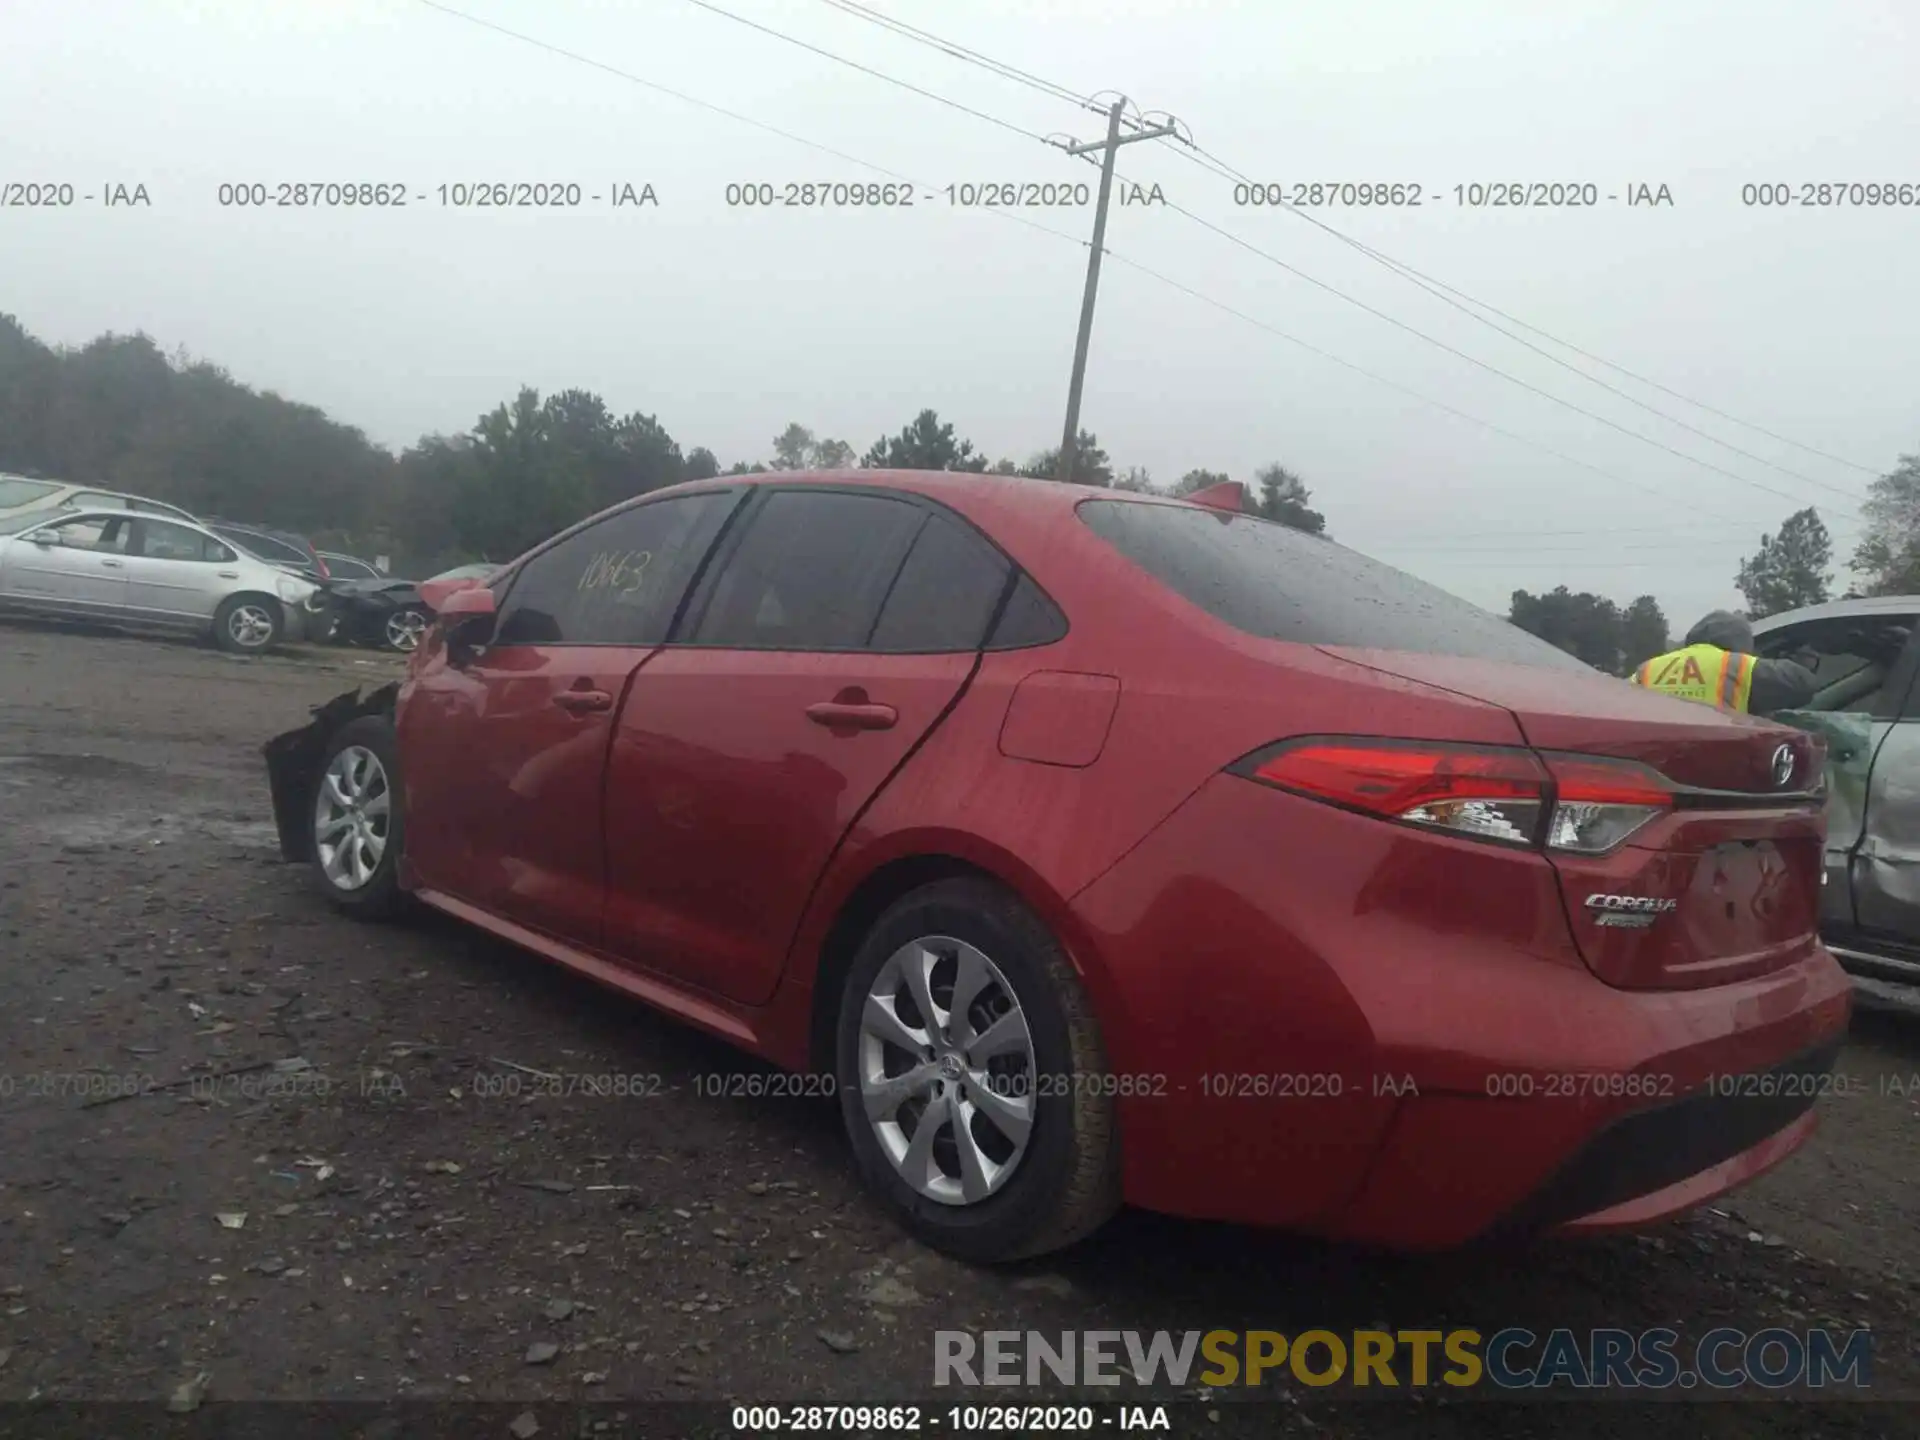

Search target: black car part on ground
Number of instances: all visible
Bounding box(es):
[264,683,397,862]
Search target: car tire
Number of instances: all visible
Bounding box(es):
[834,877,1122,1264]
[309,715,407,921]
[212,594,282,654]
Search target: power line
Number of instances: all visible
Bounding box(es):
[1124,183,1860,519]
[811,0,1100,114]
[677,0,1048,146]
[1165,145,1867,500]
[407,0,1083,257]
[1097,251,1748,524]
[1174,144,1882,479]
[409,0,920,183]
[808,0,1884,486]
[407,0,1745,526]
[706,0,1858,517]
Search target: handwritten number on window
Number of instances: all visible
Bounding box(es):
[578,550,653,602]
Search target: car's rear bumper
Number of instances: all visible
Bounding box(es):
[1067,772,1854,1249]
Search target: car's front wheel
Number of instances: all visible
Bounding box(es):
[835,878,1122,1263]
[384,607,430,652]
[310,715,407,920]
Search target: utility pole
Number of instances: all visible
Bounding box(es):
[1055,98,1177,485]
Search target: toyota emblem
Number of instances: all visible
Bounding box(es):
[1771,743,1796,789]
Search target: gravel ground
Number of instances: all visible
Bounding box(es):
[0,618,1917,1438]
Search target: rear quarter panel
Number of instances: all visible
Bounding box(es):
[777,509,1538,1071]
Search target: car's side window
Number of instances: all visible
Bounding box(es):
[39,516,129,553]
[1758,616,1919,720]
[136,520,233,563]
[868,511,1012,653]
[688,490,925,651]
[222,531,303,567]
[986,572,1069,650]
[492,491,736,648]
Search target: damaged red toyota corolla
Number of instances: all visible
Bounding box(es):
[263,471,1851,1262]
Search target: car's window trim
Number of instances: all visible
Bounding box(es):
[485,486,749,650]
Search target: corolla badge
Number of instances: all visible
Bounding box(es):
[1584,894,1679,929]
[1771,743,1797,789]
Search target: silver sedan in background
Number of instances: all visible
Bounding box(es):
[0,508,320,653]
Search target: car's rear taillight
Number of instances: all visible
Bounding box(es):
[1239,739,1549,847]
[1233,738,1675,854]
[312,550,331,579]
[1538,753,1673,854]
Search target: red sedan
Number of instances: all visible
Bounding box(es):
[264,471,1850,1262]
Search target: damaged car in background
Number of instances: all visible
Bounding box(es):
[1753,596,1920,1012]
[321,562,497,653]
[265,471,1850,1264]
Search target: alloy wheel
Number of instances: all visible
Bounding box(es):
[385,609,429,651]
[858,936,1037,1206]
[314,744,391,891]
[227,602,276,649]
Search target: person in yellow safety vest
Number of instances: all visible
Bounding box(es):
[1632,610,1817,717]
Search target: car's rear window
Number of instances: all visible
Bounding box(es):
[220,529,307,565]
[1078,499,1591,669]
[0,477,61,509]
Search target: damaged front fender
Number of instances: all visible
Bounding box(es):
[263,682,399,863]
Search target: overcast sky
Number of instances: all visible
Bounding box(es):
[3,0,1915,625]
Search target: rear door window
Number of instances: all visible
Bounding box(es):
[688,489,925,651]
[869,511,1011,653]
[493,491,737,647]
[136,520,235,563]
[987,572,1068,650]
[1078,498,1591,669]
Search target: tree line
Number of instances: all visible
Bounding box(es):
[0,314,1327,574]
[3,313,1913,669]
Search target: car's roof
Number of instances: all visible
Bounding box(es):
[652,468,1209,523]
[687,468,1141,500]
[1,479,190,507]
[1752,595,1920,630]
[9,508,223,535]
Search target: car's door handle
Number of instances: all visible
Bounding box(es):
[553,689,613,714]
[99,559,123,569]
[806,700,898,731]
[218,570,239,579]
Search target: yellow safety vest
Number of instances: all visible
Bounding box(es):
[1633,643,1756,712]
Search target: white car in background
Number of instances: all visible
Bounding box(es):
[0,473,199,525]
[0,508,319,653]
